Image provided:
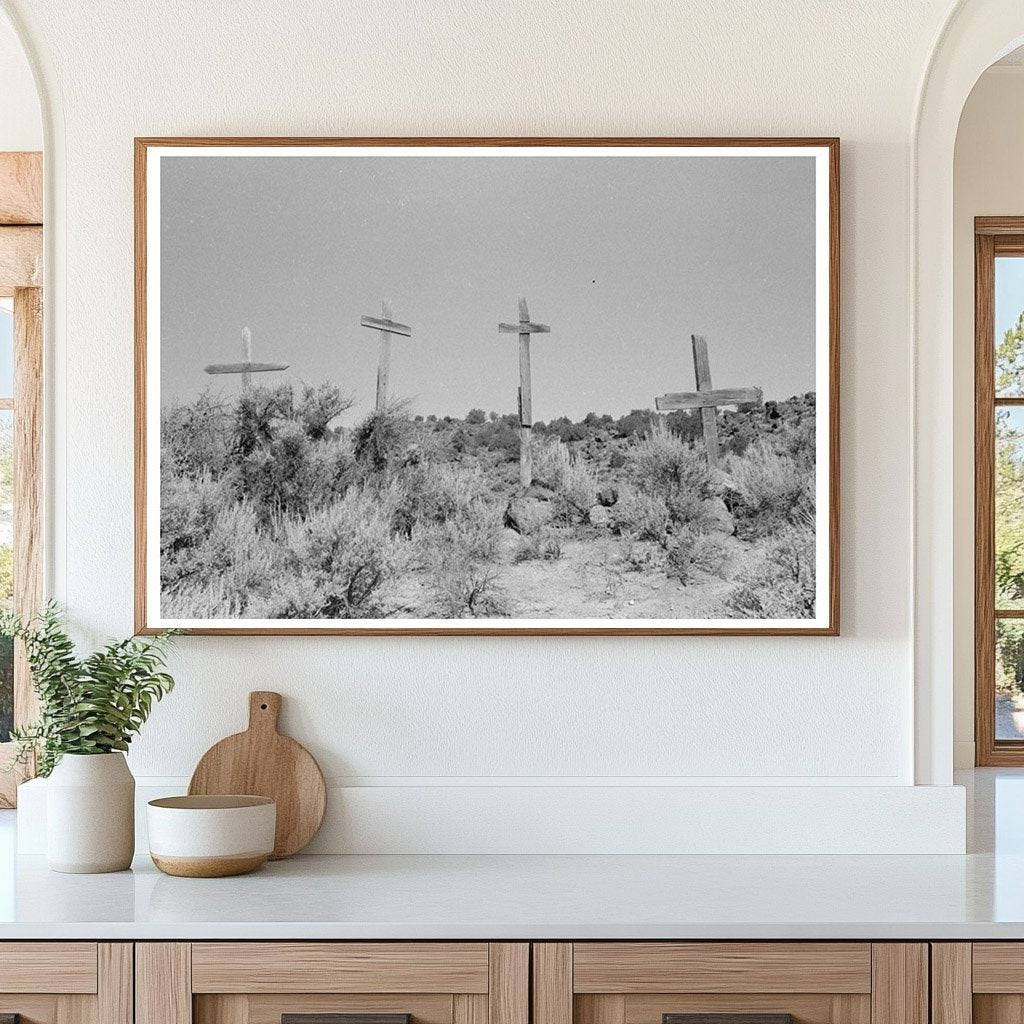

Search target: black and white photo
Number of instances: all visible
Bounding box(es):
[136,139,838,634]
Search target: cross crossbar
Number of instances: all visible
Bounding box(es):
[655,386,762,411]
[205,361,289,375]
[361,315,412,338]
[498,322,550,334]
[204,326,289,390]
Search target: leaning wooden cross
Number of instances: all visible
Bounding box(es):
[361,300,412,413]
[499,297,550,487]
[655,334,762,469]
[205,326,289,391]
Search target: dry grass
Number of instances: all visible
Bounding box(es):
[160,386,817,621]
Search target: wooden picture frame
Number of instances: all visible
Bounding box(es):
[135,137,840,636]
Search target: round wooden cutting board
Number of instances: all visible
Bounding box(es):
[188,691,326,859]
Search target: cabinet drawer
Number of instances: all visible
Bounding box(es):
[0,943,130,1024]
[139,942,528,1024]
[191,943,490,993]
[535,943,926,1024]
[572,943,872,994]
[0,942,98,993]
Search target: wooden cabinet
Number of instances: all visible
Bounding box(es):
[136,943,528,1024]
[533,944,928,1024]
[0,942,132,1024]
[931,943,1024,1024]
[0,938,952,1024]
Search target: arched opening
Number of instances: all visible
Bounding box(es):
[914,0,1024,784]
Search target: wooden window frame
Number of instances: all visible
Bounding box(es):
[975,217,1024,765]
[0,151,43,806]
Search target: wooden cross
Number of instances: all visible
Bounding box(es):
[655,334,762,469]
[499,297,550,488]
[360,300,412,414]
[205,326,289,391]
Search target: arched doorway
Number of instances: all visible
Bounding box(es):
[914,0,1024,784]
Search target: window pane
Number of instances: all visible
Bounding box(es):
[0,303,12,399]
[0,410,12,742]
[998,619,1024,740]
[996,257,1024,396]
[997,407,1024,609]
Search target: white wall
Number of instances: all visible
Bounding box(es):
[1,0,972,851]
[952,66,1024,768]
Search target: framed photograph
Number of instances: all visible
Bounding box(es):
[135,137,839,636]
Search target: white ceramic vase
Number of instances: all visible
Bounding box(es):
[46,752,135,873]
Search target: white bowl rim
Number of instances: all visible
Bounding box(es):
[148,795,275,810]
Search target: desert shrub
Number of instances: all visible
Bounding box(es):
[513,530,563,563]
[160,471,240,572]
[474,416,520,458]
[613,491,672,547]
[691,533,730,575]
[292,383,352,440]
[234,385,293,456]
[415,511,503,566]
[530,437,597,523]
[727,440,813,540]
[162,393,235,476]
[614,408,659,438]
[664,530,730,583]
[628,423,710,498]
[724,524,816,619]
[419,515,507,617]
[426,558,506,618]
[161,500,279,616]
[395,462,494,537]
[626,423,714,535]
[352,410,411,473]
[530,436,570,490]
[239,421,356,519]
[618,540,657,573]
[276,486,404,618]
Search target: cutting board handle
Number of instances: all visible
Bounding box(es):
[248,691,282,734]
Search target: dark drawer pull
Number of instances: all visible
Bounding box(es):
[665,1016,796,1024]
[0,1016,20,1024]
[283,1016,411,1024]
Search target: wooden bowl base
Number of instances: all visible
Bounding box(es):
[151,853,268,878]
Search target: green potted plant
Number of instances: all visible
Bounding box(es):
[2,603,176,873]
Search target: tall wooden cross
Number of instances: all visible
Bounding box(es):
[360,300,412,413]
[204,326,289,391]
[655,334,762,469]
[499,297,550,488]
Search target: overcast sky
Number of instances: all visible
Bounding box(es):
[159,152,816,423]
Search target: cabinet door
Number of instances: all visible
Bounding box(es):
[935,943,1024,1024]
[137,943,528,1024]
[534,944,927,1024]
[0,942,132,1024]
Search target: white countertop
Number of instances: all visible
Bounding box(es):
[1,849,1023,940]
[1,769,1022,941]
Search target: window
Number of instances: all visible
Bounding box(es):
[975,219,1024,764]
[0,151,42,805]
[0,300,11,744]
